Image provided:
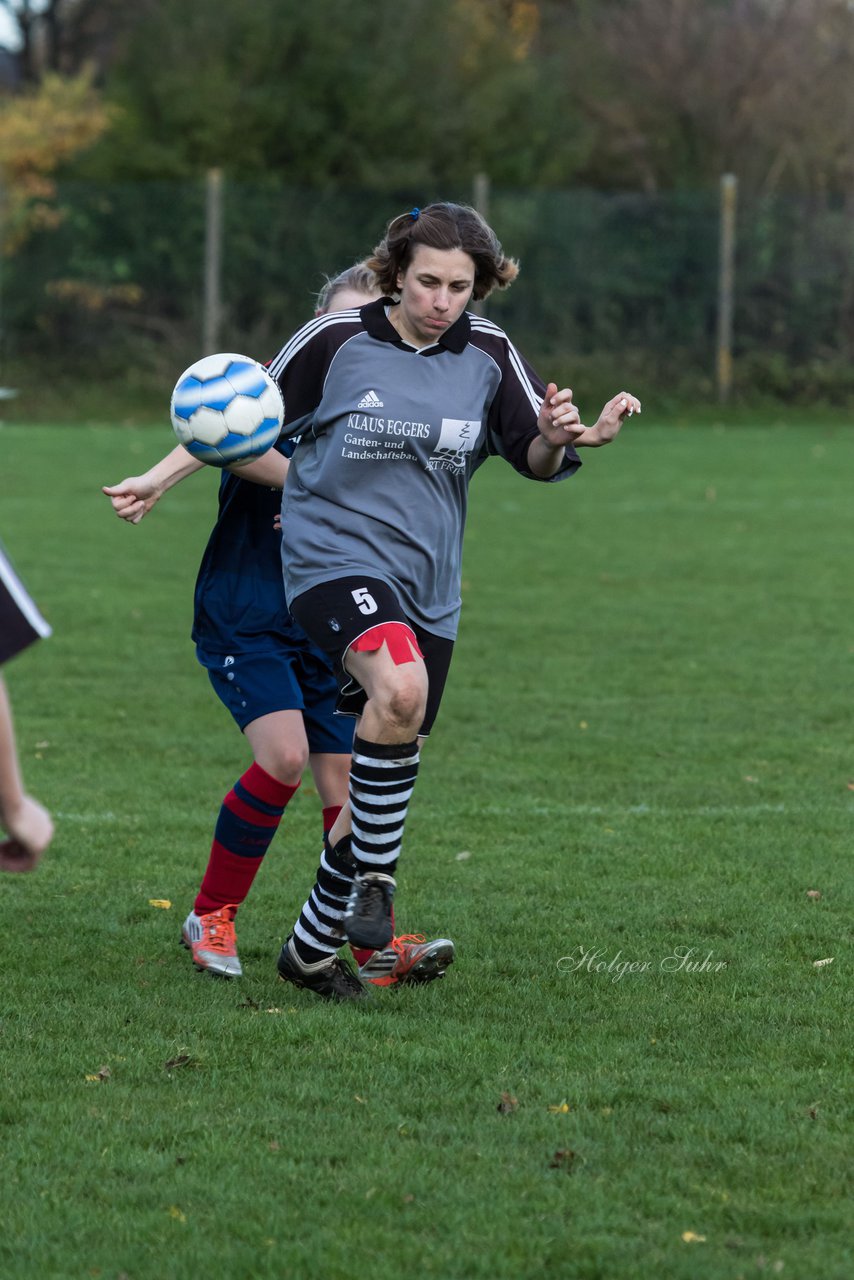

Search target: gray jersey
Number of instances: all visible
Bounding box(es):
[268,299,580,639]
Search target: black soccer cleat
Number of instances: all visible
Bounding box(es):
[344,871,396,950]
[276,936,367,1002]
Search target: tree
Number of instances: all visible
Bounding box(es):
[0,65,112,249]
[547,0,854,196]
[78,0,593,189]
[0,0,134,82]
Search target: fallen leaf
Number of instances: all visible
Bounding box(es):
[354,1095,366,1104]
[402,1193,415,1203]
[681,1231,707,1243]
[805,889,822,900]
[148,899,172,910]
[547,1102,570,1113]
[164,1054,197,1071]
[807,1106,818,1120]
[549,1149,576,1171]
[743,775,758,783]
[847,781,854,791]
[497,1092,518,1114]
[85,1065,111,1083]
[579,720,588,730]
[168,1206,186,1224]
[455,850,471,861]
[238,995,260,1010]
[812,957,834,968]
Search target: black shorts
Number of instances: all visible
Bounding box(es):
[0,541,51,667]
[289,576,454,736]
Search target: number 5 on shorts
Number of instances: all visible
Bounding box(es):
[352,587,378,615]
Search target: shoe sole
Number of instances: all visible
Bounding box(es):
[346,924,394,950]
[398,943,455,985]
[345,877,395,951]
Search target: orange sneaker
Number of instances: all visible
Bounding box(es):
[358,934,455,987]
[181,905,243,978]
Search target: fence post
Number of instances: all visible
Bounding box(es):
[470,172,491,317]
[203,168,224,353]
[716,173,737,404]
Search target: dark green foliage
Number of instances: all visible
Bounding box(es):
[83,0,586,190]
[8,181,854,412]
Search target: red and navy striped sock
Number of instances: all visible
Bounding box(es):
[322,805,342,839]
[194,762,299,915]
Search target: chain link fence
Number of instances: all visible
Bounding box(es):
[3,179,854,417]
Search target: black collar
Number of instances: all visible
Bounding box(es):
[360,297,471,355]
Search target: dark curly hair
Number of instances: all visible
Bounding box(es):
[366,202,519,302]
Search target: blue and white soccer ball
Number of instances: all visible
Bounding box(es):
[170,352,284,467]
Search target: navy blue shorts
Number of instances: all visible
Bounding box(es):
[196,642,354,755]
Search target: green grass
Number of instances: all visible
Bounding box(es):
[0,414,850,1280]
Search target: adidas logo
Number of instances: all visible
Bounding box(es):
[357,389,384,409]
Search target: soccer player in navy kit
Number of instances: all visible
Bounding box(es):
[103,264,455,992]
[0,540,54,872]
[269,203,641,998]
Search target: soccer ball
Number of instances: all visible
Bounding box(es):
[170,352,284,467]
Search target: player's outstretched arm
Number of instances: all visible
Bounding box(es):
[103,443,289,525]
[0,677,54,872]
[102,445,204,524]
[573,392,642,448]
[231,449,289,489]
[528,383,585,477]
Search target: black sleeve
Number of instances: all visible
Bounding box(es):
[267,314,361,439]
[484,337,581,482]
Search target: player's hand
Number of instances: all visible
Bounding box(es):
[0,795,54,872]
[590,392,642,444]
[536,384,584,446]
[273,513,282,532]
[101,476,162,524]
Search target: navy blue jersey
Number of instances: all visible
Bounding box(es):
[191,440,309,653]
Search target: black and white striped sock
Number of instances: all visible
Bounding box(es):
[292,834,355,963]
[349,735,420,876]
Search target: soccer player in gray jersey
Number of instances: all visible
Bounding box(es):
[270,202,641,998]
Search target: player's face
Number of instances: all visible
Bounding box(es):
[392,245,475,348]
[322,286,380,315]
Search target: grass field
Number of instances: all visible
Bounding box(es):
[1,412,850,1280]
